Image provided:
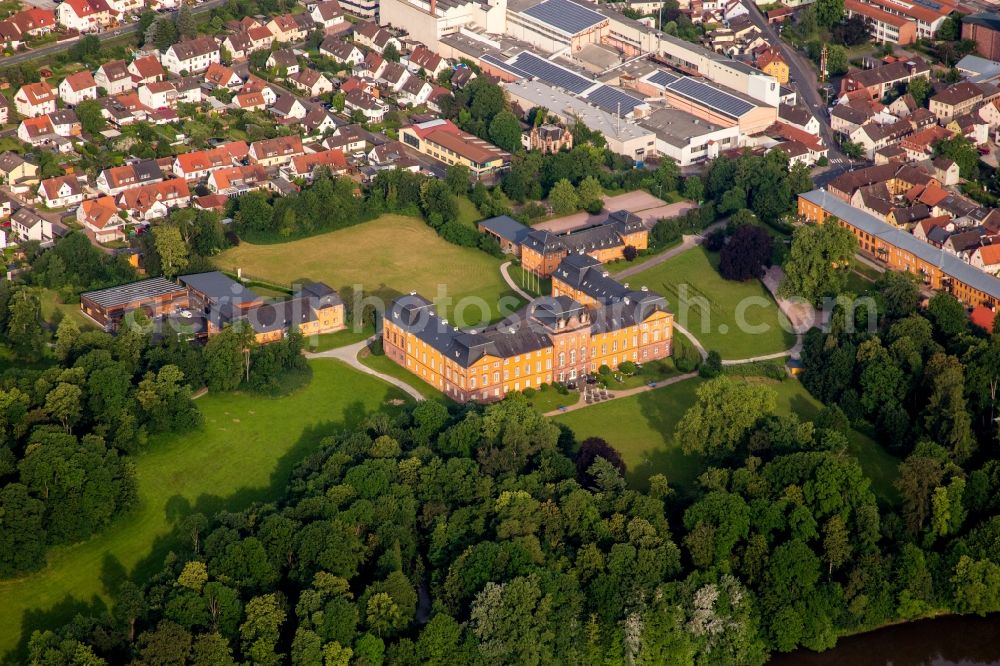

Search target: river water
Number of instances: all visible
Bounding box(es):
[769,615,1000,666]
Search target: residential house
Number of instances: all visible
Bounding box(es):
[57,0,116,33]
[97,159,163,195]
[344,89,386,123]
[162,37,220,75]
[778,103,820,136]
[173,141,249,180]
[204,63,242,89]
[301,106,341,134]
[241,76,278,105]
[249,135,304,167]
[978,98,1000,128]
[406,44,447,78]
[266,48,300,74]
[139,81,178,109]
[106,0,143,17]
[116,178,191,219]
[235,90,268,111]
[17,115,55,145]
[899,124,954,160]
[282,148,348,179]
[14,81,57,117]
[310,0,345,31]
[0,7,56,49]
[38,175,84,208]
[48,109,81,137]
[271,95,310,120]
[320,38,363,65]
[912,214,954,242]
[849,118,912,159]
[129,54,166,84]
[94,60,132,95]
[77,196,124,242]
[324,124,367,153]
[288,69,333,97]
[398,76,432,106]
[754,45,788,84]
[10,207,55,242]
[206,164,268,195]
[839,58,930,100]
[58,70,98,106]
[971,243,1000,273]
[887,93,917,117]
[947,112,989,146]
[399,118,510,179]
[0,93,9,124]
[266,13,308,43]
[0,152,39,189]
[930,81,983,122]
[450,66,475,89]
[356,51,386,79]
[354,23,400,54]
[378,61,410,92]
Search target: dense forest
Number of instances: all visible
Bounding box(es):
[21,280,1000,664]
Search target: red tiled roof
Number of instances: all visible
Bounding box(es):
[970,305,996,331]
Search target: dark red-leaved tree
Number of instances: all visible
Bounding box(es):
[575,437,627,486]
[719,224,773,281]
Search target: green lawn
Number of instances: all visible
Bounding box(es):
[38,288,97,330]
[528,386,579,413]
[508,263,551,298]
[215,214,518,326]
[629,247,797,360]
[606,238,683,274]
[554,376,898,502]
[455,196,481,229]
[357,347,454,405]
[306,322,376,352]
[0,361,412,661]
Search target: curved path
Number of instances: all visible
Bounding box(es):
[500,261,534,300]
[306,339,424,401]
[615,220,727,280]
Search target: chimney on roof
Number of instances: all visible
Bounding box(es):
[430,0,436,15]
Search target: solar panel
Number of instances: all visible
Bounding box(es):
[521,0,605,36]
[509,52,593,93]
[481,53,533,79]
[647,70,679,88]
[586,85,643,115]
[666,77,755,118]
[912,0,942,10]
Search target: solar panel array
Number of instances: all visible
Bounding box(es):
[666,77,755,118]
[912,0,943,10]
[521,0,606,35]
[647,70,679,88]
[586,85,643,115]
[481,53,532,80]
[509,52,593,93]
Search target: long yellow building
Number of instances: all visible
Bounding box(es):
[383,254,673,402]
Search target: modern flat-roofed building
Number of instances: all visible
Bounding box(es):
[638,107,741,165]
[798,189,1000,308]
[80,277,190,330]
[505,0,608,53]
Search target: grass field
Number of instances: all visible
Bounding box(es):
[455,196,481,228]
[553,376,899,503]
[357,347,454,405]
[38,289,96,330]
[628,247,797,360]
[0,361,411,662]
[215,214,519,326]
[307,322,376,352]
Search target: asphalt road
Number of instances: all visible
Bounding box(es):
[3,0,229,66]
[741,0,846,164]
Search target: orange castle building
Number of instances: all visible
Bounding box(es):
[383,254,673,403]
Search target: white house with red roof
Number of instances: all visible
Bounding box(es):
[94,60,132,95]
[57,0,117,33]
[129,55,166,84]
[971,244,1000,274]
[77,196,124,243]
[281,148,347,180]
[14,81,57,117]
[248,135,304,167]
[206,164,268,195]
[162,37,220,75]
[172,141,248,180]
[311,0,345,30]
[58,71,98,106]
[405,45,447,77]
[38,175,84,208]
